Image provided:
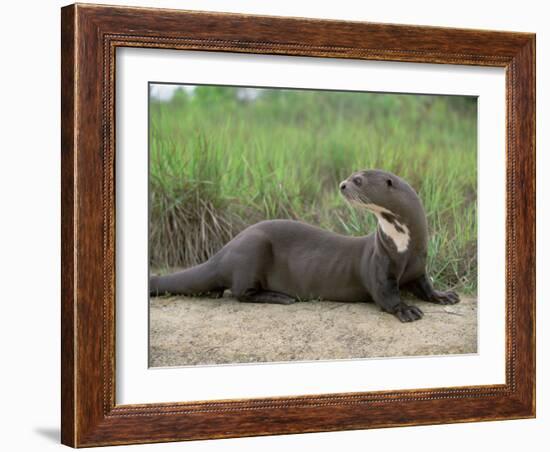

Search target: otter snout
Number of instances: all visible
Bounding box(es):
[339,177,361,205]
[340,175,364,192]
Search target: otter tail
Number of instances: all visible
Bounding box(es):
[149,262,222,297]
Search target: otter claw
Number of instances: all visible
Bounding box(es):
[394,303,424,322]
[431,290,460,305]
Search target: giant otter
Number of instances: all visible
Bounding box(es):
[150,169,459,322]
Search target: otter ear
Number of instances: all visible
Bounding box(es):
[386,178,393,187]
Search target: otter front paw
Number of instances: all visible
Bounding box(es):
[393,303,424,322]
[430,290,460,305]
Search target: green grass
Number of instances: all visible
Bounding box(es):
[149,86,477,294]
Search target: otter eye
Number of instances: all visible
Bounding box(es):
[386,179,393,187]
[352,177,362,187]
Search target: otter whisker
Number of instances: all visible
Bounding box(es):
[345,190,373,209]
[348,191,366,207]
[356,192,373,205]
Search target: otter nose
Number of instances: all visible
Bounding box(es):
[340,181,347,191]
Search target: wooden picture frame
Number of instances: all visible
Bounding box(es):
[61,3,535,447]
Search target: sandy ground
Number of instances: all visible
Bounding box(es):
[149,294,477,367]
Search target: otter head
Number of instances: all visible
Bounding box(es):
[339,169,425,253]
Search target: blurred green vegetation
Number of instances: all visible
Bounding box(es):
[149,85,477,293]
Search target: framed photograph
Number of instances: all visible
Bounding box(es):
[61,3,535,447]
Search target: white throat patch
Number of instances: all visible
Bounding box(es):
[365,204,410,253]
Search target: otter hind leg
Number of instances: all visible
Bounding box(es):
[234,288,296,305]
[221,230,296,305]
[404,274,460,305]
